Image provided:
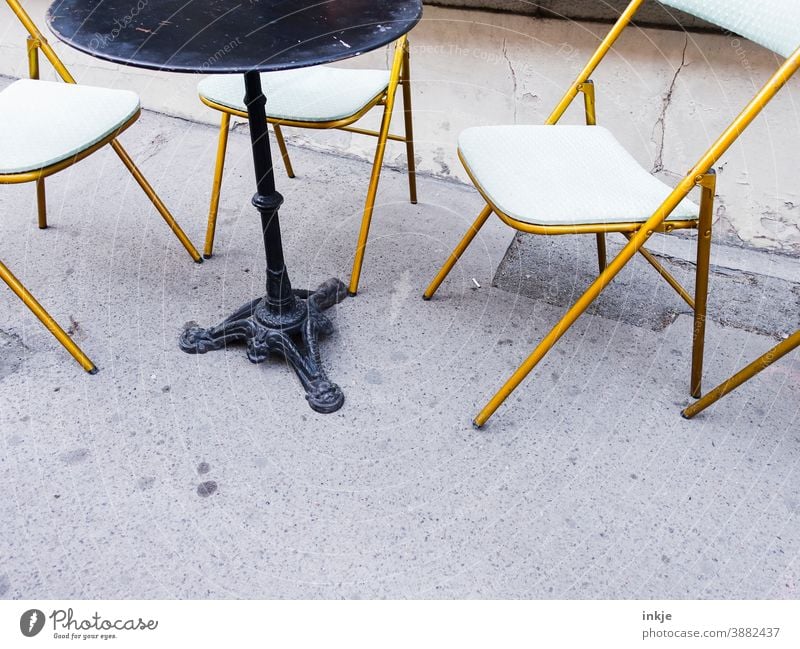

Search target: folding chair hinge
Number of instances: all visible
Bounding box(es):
[577,79,597,126]
[695,169,717,191]
[26,35,42,80]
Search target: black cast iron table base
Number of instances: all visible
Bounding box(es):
[176,71,351,413]
[179,278,348,413]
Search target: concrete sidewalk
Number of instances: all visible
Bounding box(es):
[0,92,798,599]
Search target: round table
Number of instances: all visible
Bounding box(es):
[47,0,423,414]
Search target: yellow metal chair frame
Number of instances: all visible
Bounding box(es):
[424,0,800,427]
[682,330,800,419]
[0,0,203,373]
[201,36,417,296]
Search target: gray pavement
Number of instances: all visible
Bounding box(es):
[1,88,798,599]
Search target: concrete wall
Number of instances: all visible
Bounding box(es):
[2,2,799,254]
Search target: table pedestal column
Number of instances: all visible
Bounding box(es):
[179,71,347,413]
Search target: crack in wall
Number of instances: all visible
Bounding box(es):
[651,35,689,173]
[502,38,519,123]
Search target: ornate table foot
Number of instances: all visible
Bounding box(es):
[180,278,348,413]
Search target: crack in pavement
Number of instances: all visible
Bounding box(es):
[134,131,170,164]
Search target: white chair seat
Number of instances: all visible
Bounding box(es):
[458,125,700,227]
[0,79,140,175]
[198,67,391,123]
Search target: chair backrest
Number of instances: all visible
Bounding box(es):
[659,0,800,59]
[549,0,800,128]
[544,0,800,246]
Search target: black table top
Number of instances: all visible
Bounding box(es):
[46,0,423,74]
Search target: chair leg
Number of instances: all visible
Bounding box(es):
[273,124,296,179]
[36,178,47,229]
[348,37,406,296]
[595,233,607,273]
[474,286,601,428]
[682,329,800,419]
[347,101,394,297]
[401,44,417,205]
[204,112,231,259]
[473,220,663,427]
[423,204,493,300]
[691,172,716,398]
[110,140,202,263]
[0,258,96,373]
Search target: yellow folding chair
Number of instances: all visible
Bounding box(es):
[198,35,416,295]
[1,0,202,373]
[423,0,800,427]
